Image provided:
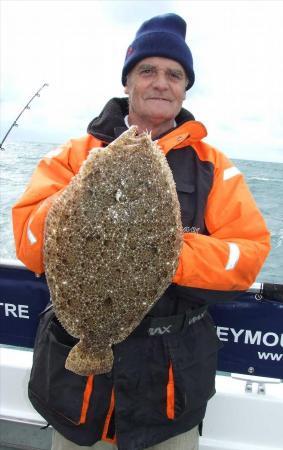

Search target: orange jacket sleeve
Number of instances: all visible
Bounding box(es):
[12,135,101,274]
[172,144,271,291]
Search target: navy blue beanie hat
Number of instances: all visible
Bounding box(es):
[122,13,195,90]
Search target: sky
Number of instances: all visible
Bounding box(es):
[1,0,283,162]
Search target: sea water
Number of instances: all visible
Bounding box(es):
[0,142,282,284]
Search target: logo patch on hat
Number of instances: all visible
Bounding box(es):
[126,46,134,58]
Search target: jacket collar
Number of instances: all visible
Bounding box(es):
[87,97,207,151]
[157,121,207,155]
[87,98,129,142]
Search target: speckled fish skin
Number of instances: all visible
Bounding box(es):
[44,126,183,376]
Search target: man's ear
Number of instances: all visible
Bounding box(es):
[183,91,186,100]
[124,85,129,95]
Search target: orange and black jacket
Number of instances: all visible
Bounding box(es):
[12,98,270,449]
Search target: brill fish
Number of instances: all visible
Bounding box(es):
[44,126,182,376]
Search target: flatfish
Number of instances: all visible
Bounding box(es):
[44,126,182,376]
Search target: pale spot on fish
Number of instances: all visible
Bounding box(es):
[115,189,122,202]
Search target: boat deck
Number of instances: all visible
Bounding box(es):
[0,419,52,450]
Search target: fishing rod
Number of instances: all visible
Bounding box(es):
[0,83,49,151]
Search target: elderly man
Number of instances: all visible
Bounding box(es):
[12,13,270,450]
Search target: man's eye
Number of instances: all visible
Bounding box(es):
[140,67,154,75]
[169,71,183,80]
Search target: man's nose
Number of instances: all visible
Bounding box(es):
[152,71,169,90]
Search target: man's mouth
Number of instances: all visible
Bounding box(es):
[147,97,171,102]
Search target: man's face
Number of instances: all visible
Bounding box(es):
[125,57,187,127]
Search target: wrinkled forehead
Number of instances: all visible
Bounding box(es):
[131,56,186,74]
